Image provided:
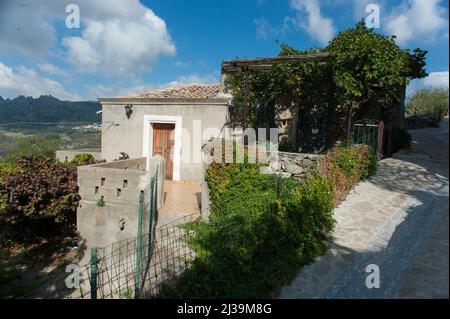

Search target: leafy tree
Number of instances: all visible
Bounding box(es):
[225,22,427,144]
[327,21,427,113]
[406,88,449,118]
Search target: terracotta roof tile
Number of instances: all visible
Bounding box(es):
[119,83,223,99]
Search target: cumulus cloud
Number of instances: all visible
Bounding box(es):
[422,71,449,88]
[290,0,336,45]
[407,71,449,96]
[37,63,69,77]
[386,0,448,45]
[0,0,176,77]
[62,1,176,77]
[0,62,80,100]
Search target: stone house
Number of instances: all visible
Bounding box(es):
[98,84,231,181]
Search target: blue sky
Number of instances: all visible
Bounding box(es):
[0,0,448,101]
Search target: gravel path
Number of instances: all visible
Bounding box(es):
[278,118,449,299]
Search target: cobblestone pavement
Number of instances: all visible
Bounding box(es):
[278,118,449,299]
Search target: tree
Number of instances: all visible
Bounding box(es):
[326,21,427,114]
[406,88,449,119]
[225,22,428,145]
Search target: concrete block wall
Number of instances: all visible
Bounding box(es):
[76,156,164,266]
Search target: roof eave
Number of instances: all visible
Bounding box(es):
[98,97,232,105]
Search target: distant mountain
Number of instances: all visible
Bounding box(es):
[0,95,101,124]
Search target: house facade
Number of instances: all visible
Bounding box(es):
[98,84,231,181]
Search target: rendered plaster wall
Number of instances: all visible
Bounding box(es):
[101,101,229,181]
[76,156,164,265]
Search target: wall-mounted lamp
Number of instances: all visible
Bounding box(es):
[124,104,133,119]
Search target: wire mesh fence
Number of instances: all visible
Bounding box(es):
[62,213,199,299]
[60,164,200,299]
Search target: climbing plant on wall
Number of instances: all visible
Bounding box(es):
[225,22,428,146]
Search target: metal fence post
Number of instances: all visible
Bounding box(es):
[90,248,98,299]
[134,190,145,298]
[377,121,384,159]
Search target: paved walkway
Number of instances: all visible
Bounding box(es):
[157,180,201,226]
[278,118,449,299]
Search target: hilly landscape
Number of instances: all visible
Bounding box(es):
[0,95,101,124]
[0,95,102,160]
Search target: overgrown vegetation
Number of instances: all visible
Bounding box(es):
[320,145,376,206]
[226,22,427,149]
[0,156,79,243]
[157,145,375,298]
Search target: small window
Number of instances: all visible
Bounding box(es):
[116,189,121,197]
[123,180,128,188]
[95,186,99,194]
[101,178,105,186]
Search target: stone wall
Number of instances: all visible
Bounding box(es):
[204,137,323,177]
[76,156,164,265]
[261,152,323,179]
[200,138,324,218]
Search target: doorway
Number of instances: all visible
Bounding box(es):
[152,123,175,179]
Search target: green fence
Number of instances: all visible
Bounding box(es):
[61,179,199,300]
[134,169,158,298]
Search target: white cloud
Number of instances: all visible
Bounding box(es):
[290,0,336,45]
[386,0,448,45]
[0,0,176,77]
[37,63,69,77]
[423,71,449,88]
[0,62,80,100]
[406,71,449,96]
[61,1,176,77]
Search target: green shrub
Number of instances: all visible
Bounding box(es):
[71,153,96,166]
[278,140,298,153]
[158,166,335,298]
[158,145,374,298]
[319,145,376,206]
[0,156,79,242]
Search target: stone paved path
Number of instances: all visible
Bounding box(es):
[278,118,449,299]
[157,180,201,226]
